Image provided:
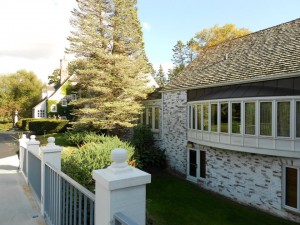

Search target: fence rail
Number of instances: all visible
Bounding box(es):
[45,163,95,225]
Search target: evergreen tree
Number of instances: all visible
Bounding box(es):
[154,65,167,87]
[48,68,60,87]
[185,38,199,64]
[172,40,186,68]
[66,0,152,130]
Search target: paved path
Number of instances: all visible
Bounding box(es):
[0,132,46,225]
[0,131,19,159]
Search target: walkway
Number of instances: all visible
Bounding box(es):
[0,132,45,225]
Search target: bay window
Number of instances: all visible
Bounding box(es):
[197,104,202,130]
[260,102,272,136]
[203,103,209,131]
[211,104,218,132]
[296,102,300,138]
[245,102,255,135]
[232,103,241,134]
[277,102,290,137]
[221,103,228,133]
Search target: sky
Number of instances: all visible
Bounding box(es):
[0,0,299,83]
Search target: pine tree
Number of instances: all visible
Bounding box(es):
[154,65,167,87]
[66,0,152,130]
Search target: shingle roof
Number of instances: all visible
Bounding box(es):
[164,18,300,91]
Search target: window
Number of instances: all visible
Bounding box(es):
[37,110,45,118]
[245,102,255,135]
[260,102,272,136]
[192,105,196,129]
[221,103,228,133]
[197,104,202,130]
[51,104,57,112]
[297,102,300,138]
[277,102,290,137]
[211,104,218,132]
[203,103,209,131]
[232,103,241,134]
[188,105,192,129]
[154,107,159,130]
[61,99,67,107]
[285,167,298,209]
[141,106,160,131]
[188,149,206,180]
[71,94,77,101]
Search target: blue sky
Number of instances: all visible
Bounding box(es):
[0,0,299,82]
[137,0,300,72]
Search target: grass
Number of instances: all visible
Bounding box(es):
[147,171,298,225]
[35,133,70,146]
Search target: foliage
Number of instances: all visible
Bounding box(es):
[66,0,152,131]
[147,171,298,225]
[0,70,44,119]
[154,65,167,87]
[16,118,36,131]
[61,135,135,191]
[131,124,166,170]
[64,131,108,147]
[28,119,69,135]
[195,23,251,49]
[48,68,60,88]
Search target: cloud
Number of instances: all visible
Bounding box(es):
[142,22,151,31]
[153,61,173,73]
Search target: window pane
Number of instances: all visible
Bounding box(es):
[297,102,300,137]
[260,102,272,136]
[203,103,209,131]
[245,102,255,135]
[197,105,202,130]
[192,105,196,129]
[189,149,197,177]
[211,104,218,132]
[155,107,159,130]
[285,167,298,208]
[277,102,290,137]
[221,103,228,133]
[232,103,241,134]
[188,106,192,129]
[200,150,206,178]
[148,108,153,128]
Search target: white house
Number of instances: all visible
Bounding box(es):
[32,59,77,119]
[146,18,300,222]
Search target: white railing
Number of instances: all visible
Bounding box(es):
[19,135,151,225]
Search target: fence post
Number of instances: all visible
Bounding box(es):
[26,135,40,183]
[93,148,151,225]
[19,134,29,175]
[39,137,62,215]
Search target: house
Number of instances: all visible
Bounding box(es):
[32,59,77,119]
[146,18,300,221]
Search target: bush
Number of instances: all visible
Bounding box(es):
[28,119,69,134]
[61,135,135,191]
[131,124,166,171]
[64,131,108,147]
[16,118,35,130]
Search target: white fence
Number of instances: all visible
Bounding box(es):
[19,135,151,225]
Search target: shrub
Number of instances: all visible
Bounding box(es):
[28,119,69,134]
[16,118,35,130]
[61,135,135,191]
[64,131,107,146]
[131,124,166,171]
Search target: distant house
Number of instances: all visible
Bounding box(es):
[32,59,77,120]
[148,18,300,221]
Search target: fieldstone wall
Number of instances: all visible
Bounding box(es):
[161,91,187,174]
[196,144,300,222]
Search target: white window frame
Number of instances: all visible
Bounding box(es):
[276,101,291,138]
[61,99,68,107]
[187,148,206,182]
[51,104,57,112]
[141,106,160,132]
[283,165,300,211]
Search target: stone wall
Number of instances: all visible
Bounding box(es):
[195,144,300,221]
[161,91,187,174]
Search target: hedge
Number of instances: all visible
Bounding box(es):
[16,118,36,131]
[28,119,69,134]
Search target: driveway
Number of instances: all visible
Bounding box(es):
[0,131,19,159]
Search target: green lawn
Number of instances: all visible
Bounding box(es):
[147,171,298,225]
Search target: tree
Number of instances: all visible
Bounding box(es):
[195,23,251,49]
[48,68,60,87]
[185,38,199,64]
[154,65,167,87]
[0,70,43,119]
[66,0,152,130]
